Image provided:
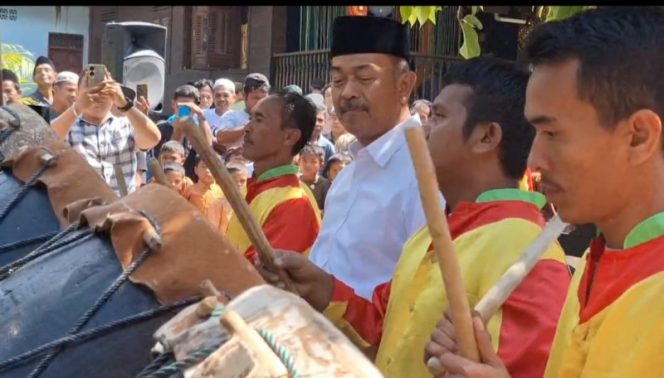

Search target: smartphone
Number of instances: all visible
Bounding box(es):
[177,105,191,118]
[87,64,107,87]
[136,84,148,101]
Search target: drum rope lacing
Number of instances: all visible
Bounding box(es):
[144,305,300,378]
[0,296,200,373]
[0,222,92,280]
[0,163,52,224]
[0,230,60,254]
[26,211,165,378]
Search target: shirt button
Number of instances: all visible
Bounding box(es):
[409,304,415,313]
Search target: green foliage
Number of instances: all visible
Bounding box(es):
[400,6,444,28]
[543,6,596,22]
[400,6,595,59]
[1,43,37,93]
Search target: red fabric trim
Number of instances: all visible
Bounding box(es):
[497,260,571,378]
[245,174,301,203]
[339,280,392,346]
[577,235,664,323]
[331,277,358,302]
[428,201,546,252]
[244,197,319,263]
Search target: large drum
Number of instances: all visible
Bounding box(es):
[140,285,384,377]
[0,104,117,267]
[0,184,264,377]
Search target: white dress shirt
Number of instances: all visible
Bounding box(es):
[309,115,445,299]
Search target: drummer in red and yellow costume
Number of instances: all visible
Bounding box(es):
[258,57,571,377]
[427,7,664,378]
[226,92,321,263]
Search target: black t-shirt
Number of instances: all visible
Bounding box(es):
[301,176,331,211]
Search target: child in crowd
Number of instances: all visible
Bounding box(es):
[227,163,249,196]
[322,153,351,182]
[299,144,331,211]
[184,156,225,218]
[162,163,188,195]
[153,141,193,193]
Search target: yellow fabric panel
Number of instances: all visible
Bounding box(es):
[376,219,567,378]
[545,262,664,377]
[226,181,320,254]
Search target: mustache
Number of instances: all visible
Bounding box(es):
[338,100,369,114]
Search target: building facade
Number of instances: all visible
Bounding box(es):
[1,6,90,93]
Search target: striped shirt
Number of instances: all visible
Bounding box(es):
[67,115,137,195]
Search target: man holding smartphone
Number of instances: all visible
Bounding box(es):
[51,66,161,196]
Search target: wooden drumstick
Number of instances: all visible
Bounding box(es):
[148,157,171,187]
[426,214,568,374]
[181,118,299,294]
[404,124,479,363]
[114,164,129,197]
[220,310,289,377]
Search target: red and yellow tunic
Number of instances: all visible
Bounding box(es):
[544,212,664,377]
[226,164,321,263]
[324,189,571,378]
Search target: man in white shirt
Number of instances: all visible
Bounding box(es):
[215,73,270,150]
[204,78,236,136]
[308,15,444,299]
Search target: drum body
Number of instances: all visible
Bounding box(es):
[151,285,384,378]
[0,232,177,378]
[0,169,60,267]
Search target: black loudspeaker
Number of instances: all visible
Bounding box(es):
[102,22,167,111]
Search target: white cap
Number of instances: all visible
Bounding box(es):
[213,78,235,93]
[55,71,79,85]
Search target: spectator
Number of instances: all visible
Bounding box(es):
[1,69,22,105]
[226,92,320,263]
[152,141,194,194]
[321,83,334,137]
[205,78,236,136]
[325,105,349,144]
[215,73,270,149]
[311,103,335,162]
[184,155,225,219]
[49,71,79,119]
[25,56,56,106]
[309,79,324,94]
[152,84,213,180]
[282,84,303,96]
[321,153,351,182]
[193,79,214,110]
[231,81,245,110]
[299,144,331,211]
[51,68,161,195]
[334,132,357,155]
[227,162,249,195]
[224,146,254,178]
[410,99,432,123]
[163,163,187,193]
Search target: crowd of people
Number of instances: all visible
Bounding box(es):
[1,55,432,234]
[4,6,663,378]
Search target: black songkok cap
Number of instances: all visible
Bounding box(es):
[330,16,410,60]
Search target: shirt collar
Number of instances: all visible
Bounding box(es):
[349,115,419,168]
[621,212,664,249]
[256,164,299,182]
[475,188,547,209]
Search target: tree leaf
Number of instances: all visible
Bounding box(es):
[400,6,412,24]
[545,6,589,22]
[463,14,483,30]
[459,18,481,59]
